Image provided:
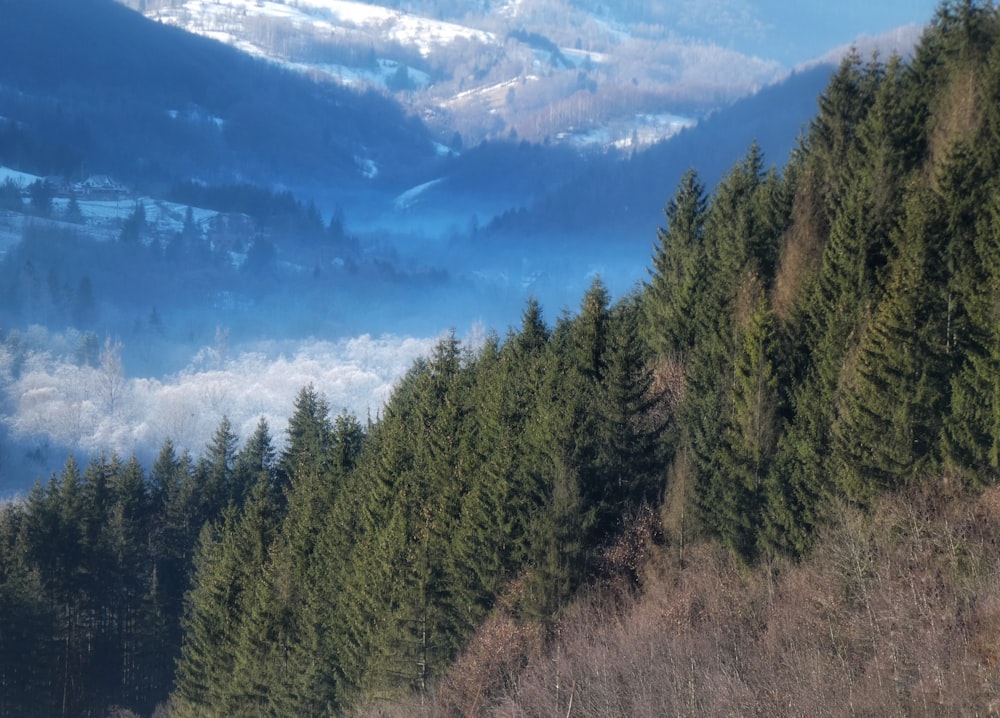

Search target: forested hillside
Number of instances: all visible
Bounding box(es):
[4,1,1000,716]
[0,0,435,190]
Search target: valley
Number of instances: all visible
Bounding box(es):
[0,0,932,489]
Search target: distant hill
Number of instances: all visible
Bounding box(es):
[115,0,934,152]
[414,64,836,240]
[531,63,838,237]
[116,0,788,150]
[0,0,438,191]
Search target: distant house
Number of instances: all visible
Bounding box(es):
[76,175,130,199]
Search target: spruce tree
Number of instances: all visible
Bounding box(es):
[590,297,661,537]
[943,169,1000,477]
[832,187,951,501]
[642,168,707,357]
[0,503,56,717]
[809,49,879,225]
[449,336,511,627]
[233,416,278,509]
[196,416,239,521]
[680,146,777,559]
[172,508,251,716]
[522,460,583,628]
[278,384,333,486]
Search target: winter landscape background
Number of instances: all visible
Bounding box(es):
[0,0,938,490]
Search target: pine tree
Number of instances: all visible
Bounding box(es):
[943,169,1000,478]
[642,169,707,357]
[102,455,151,710]
[809,49,879,224]
[196,416,239,520]
[522,459,583,628]
[447,337,506,629]
[727,285,781,558]
[383,335,472,690]
[832,187,952,501]
[679,146,778,558]
[233,416,277,509]
[0,502,56,717]
[147,440,197,681]
[278,384,333,485]
[224,402,365,713]
[590,297,661,538]
[761,56,923,555]
[515,297,550,357]
[218,480,288,716]
[172,508,251,716]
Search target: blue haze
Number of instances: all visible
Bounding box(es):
[0,0,944,491]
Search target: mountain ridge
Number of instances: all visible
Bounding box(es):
[117,0,788,149]
[0,0,438,191]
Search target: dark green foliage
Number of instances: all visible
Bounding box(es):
[808,49,881,228]
[759,56,923,554]
[0,428,268,716]
[943,185,1000,477]
[522,459,584,625]
[642,169,707,357]
[172,510,247,715]
[161,286,669,711]
[590,297,662,534]
[278,384,334,484]
[191,416,246,526]
[234,416,279,509]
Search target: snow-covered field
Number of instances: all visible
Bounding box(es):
[0,167,39,187]
[135,0,780,149]
[152,0,494,58]
[0,165,224,247]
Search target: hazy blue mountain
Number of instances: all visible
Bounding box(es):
[0,0,438,191]
[398,63,835,241]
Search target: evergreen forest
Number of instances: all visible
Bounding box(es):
[6,2,1000,715]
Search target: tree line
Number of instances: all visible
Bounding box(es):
[0,417,271,716]
[3,1,1000,715]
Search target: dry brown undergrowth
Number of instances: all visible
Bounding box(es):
[353,484,1000,718]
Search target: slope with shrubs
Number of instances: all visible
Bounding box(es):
[4,2,1000,716]
[376,484,1000,717]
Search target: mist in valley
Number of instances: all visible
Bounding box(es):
[0,0,941,494]
[0,177,669,492]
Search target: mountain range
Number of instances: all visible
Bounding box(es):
[114,0,932,151]
[1,0,932,223]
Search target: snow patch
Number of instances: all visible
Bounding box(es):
[0,166,41,187]
[393,178,443,211]
[156,0,495,59]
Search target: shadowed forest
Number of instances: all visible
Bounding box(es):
[5,2,1000,716]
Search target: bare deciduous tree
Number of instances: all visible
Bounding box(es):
[99,335,126,418]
